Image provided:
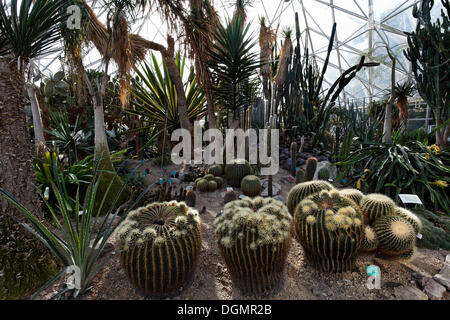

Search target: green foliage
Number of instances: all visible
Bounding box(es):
[224,159,252,188]
[411,207,450,250]
[215,197,292,295]
[336,141,450,213]
[240,175,262,197]
[0,158,141,299]
[287,180,334,215]
[116,201,202,297]
[293,190,364,273]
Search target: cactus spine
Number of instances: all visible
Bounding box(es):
[395,207,422,234]
[287,180,334,215]
[360,194,396,226]
[360,226,378,253]
[293,190,364,273]
[224,159,252,187]
[215,197,292,295]
[241,175,262,197]
[290,141,298,177]
[115,201,202,297]
[305,157,318,181]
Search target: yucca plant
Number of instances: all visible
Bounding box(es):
[0,158,152,299]
[128,53,207,141]
[394,81,415,131]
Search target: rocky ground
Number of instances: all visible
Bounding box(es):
[36,164,450,300]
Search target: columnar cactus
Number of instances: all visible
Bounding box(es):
[293,189,364,273]
[395,207,422,234]
[115,201,202,297]
[296,169,306,184]
[196,179,209,192]
[224,190,238,204]
[241,175,262,197]
[318,168,330,181]
[305,157,318,181]
[215,197,292,295]
[290,141,298,177]
[286,180,334,215]
[360,226,378,253]
[224,159,252,187]
[374,215,417,260]
[360,194,396,226]
[340,189,364,205]
[208,165,223,177]
[186,190,196,207]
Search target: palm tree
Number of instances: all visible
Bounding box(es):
[0,0,66,299]
[394,81,415,132]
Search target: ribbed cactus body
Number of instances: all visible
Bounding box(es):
[215,197,292,295]
[208,180,218,192]
[374,215,416,257]
[287,180,334,215]
[360,194,396,226]
[208,165,223,177]
[296,169,306,184]
[196,179,209,192]
[116,201,202,297]
[204,174,215,181]
[340,189,364,205]
[241,175,262,197]
[305,157,318,181]
[224,190,238,204]
[186,190,196,207]
[318,168,330,181]
[395,207,422,234]
[214,177,224,188]
[224,159,252,187]
[293,190,364,273]
[360,226,378,252]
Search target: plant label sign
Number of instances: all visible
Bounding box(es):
[227,187,234,192]
[399,194,423,205]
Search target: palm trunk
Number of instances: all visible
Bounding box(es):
[26,83,46,157]
[383,49,396,144]
[0,57,58,299]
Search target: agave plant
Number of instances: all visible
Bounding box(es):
[128,53,207,140]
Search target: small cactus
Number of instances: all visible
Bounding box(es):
[215,197,292,295]
[208,165,223,177]
[115,201,202,297]
[305,157,318,181]
[293,190,364,273]
[196,179,209,192]
[186,190,197,207]
[204,174,216,181]
[394,207,422,234]
[374,215,417,259]
[360,226,378,253]
[360,194,396,226]
[340,189,364,205]
[208,180,218,192]
[290,142,298,177]
[318,168,330,181]
[296,169,306,184]
[224,190,238,204]
[241,175,262,197]
[224,159,252,188]
[214,176,224,188]
[286,180,334,215]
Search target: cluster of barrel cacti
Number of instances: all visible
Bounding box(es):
[214,197,292,295]
[195,172,224,193]
[115,201,202,297]
[224,159,252,188]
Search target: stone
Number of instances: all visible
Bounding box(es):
[394,286,428,300]
[296,158,306,167]
[423,279,446,300]
[433,274,450,291]
[419,276,432,290]
[261,181,281,197]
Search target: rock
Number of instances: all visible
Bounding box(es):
[169,178,181,185]
[260,181,281,197]
[296,158,306,167]
[419,276,432,290]
[433,274,450,291]
[394,286,428,300]
[423,279,446,300]
[317,155,329,162]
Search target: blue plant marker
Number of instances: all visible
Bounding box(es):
[342,179,348,184]
[366,265,379,276]
[162,166,167,171]
[296,167,299,172]
[159,178,164,185]
[171,171,177,177]
[142,170,147,177]
[168,179,173,184]
[141,159,145,164]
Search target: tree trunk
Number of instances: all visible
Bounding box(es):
[383,49,396,144]
[436,119,449,149]
[26,83,46,158]
[0,58,58,299]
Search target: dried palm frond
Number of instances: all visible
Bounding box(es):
[259,17,276,99]
[394,81,415,130]
[273,27,292,87]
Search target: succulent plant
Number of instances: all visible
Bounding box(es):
[293,190,364,273]
[395,207,422,234]
[215,197,292,295]
[339,189,364,205]
[241,175,262,197]
[224,190,238,204]
[318,168,330,181]
[208,165,223,177]
[296,169,306,184]
[186,190,196,207]
[214,176,224,188]
[204,174,216,181]
[208,180,218,192]
[374,215,416,259]
[286,180,334,215]
[360,194,396,226]
[224,159,252,188]
[196,179,209,192]
[360,226,378,253]
[305,157,318,181]
[115,201,202,297]
[290,142,298,177]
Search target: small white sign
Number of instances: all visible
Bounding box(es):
[227,187,234,192]
[417,233,423,240]
[399,194,423,205]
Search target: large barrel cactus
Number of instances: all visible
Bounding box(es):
[241,175,262,197]
[224,159,252,187]
[394,207,422,234]
[339,189,364,205]
[115,201,202,297]
[287,180,334,215]
[360,194,396,226]
[293,190,364,273]
[215,197,292,295]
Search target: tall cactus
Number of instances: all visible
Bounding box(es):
[214,197,292,295]
[115,201,202,297]
[305,157,318,181]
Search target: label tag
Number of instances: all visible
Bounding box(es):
[417,233,423,240]
[227,187,234,192]
[185,186,193,191]
[399,194,423,205]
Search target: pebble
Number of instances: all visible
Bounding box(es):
[423,279,446,300]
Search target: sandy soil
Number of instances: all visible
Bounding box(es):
[36,165,450,300]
